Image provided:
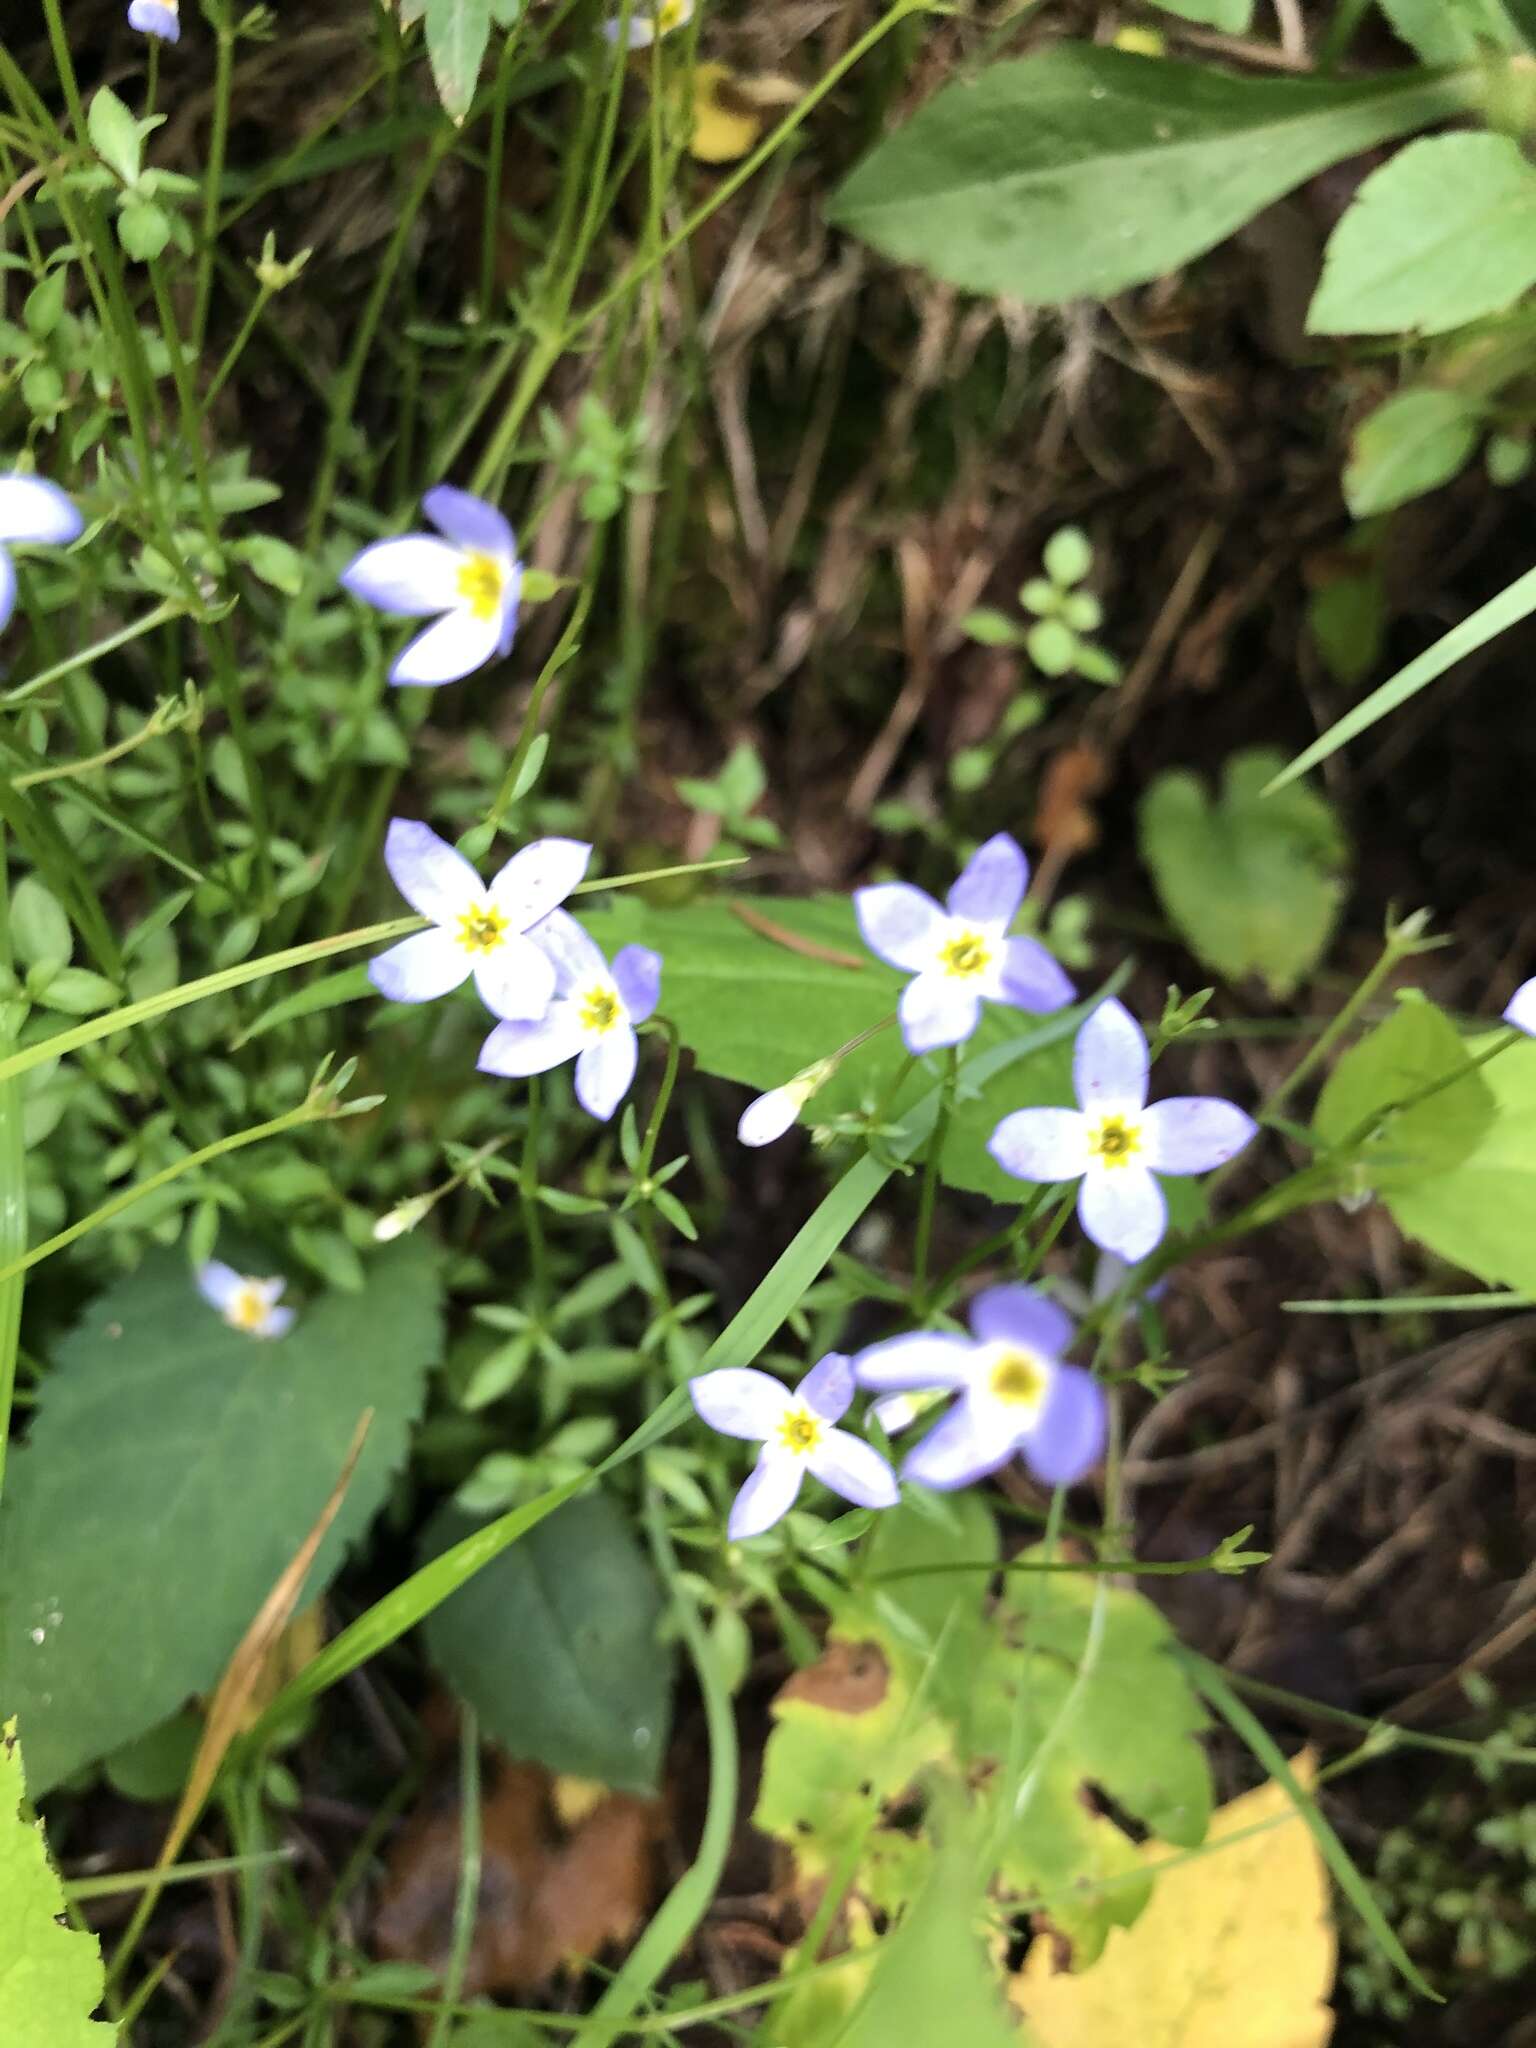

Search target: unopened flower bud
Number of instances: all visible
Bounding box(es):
[737,1059,835,1148]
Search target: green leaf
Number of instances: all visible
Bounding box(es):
[425,0,491,123]
[0,1241,442,1794]
[1378,0,1521,63]
[0,1721,112,2046]
[1146,0,1253,22]
[1138,748,1349,997]
[827,46,1472,304]
[422,1491,674,1793]
[1380,1032,1536,1295]
[1313,996,1496,1191]
[9,877,71,971]
[1344,388,1481,518]
[236,534,308,596]
[116,200,171,265]
[1042,526,1092,587]
[31,969,120,1018]
[86,85,142,185]
[1310,135,1536,338]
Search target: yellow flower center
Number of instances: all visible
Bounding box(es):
[580,984,620,1034]
[657,0,689,26]
[227,1283,269,1333]
[456,551,506,622]
[939,929,992,980]
[776,1405,825,1456]
[456,902,509,955]
[1087,1113,1142,1169]
[989,1348,1047,1407]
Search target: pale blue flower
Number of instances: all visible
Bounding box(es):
[341,486,522,687]
[478,909,661,1122]
[197,1260,294,1339]
[854,833,1074,1055]
[128,0,180,40]
[988,997,1256,1264]
[0,473,82,632]
[1505,978,1536,1037]
[604,0,693,47]
[855,1286,1105,1492]
[369,819,590,1018]
[690,1352,899,1540]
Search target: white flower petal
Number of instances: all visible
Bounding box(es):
[854,882,946,972]
[477,1003,588,1079]
[389,604,502,687]
[0,549,16,634]
[853,1331,974,1394]
[383,817,483,924]
[368,929,469,1004]
[729,1452,804,1540]
[0,474,82,546]
[489,840,593,930]
[421,485,516,559]
[690,1366,791,1441]
[807,1429,899,1511]
[738,1085,801,1148]
[196,1259,242,1313]
[987,1105,1091,1186]
[341,535,463,616]
[1078,1163,1167,1264]
[575,1027,638,1121]
[471,933,557,1022]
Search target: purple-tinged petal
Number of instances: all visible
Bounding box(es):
[0,474,83,546]
[574,1027,638,1121]
[497,578,521,657]
[1022,1364,1106,1487]
[390,604,502,687]
[527,908,607,991]
[854,1331,973,1394]
[0,549,16,634]
[691,1366,790,1441]
[729,1452,803,1539]
[383,818,482,925]
[477,1004,587,1079]
[854,882,945,972]
[1074,997,1149,1114]
[368,929,469,1003]
[489,840,593,931]
[261,1304,297,1341]
[1141,1096,1257,1176]
[196,1259,242,1313]
[612,944,661,1024]
[899,972,981,1054]
[902,1397,1014,1492]
[808,1428,900,1511]
[947,832,1027,928]
[128,0,180,37]
[340,535,462,616]
[470,933,557,1023]
[997,936,1075,1014]
[1078,1162,1166,1264]
[1506,976,1536,1038]
[421,484,516,560]
[800,1352,854,1423]
[967,1284,1074,1359]
[987,1105,1090,1185]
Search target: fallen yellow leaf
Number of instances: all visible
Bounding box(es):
[686,64,802,165]
[1012,1753,1336,2048]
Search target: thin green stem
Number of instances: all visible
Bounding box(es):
[519,1077,550,1310]
[912,1045,958,1309]
[427,1708,482,2048]
[0,836,24,1507]
[0,600,186,709]
[636,1017,682,1185]
[193,10,236,352]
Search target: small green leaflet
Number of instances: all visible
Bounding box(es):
[828,46,1474,304]
[0,1241,442,1793]
[1138,749,1349,998]
[0,1721,113,2046]
[1343,389,1482,518]
[1313,996,1495,1192]
[425,0,491,123]
[1310,134,1536,338]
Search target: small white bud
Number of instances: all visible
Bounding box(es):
[736,1059,836,1148]
[372,1193,432,1242]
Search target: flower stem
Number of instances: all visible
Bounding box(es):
[912,1047,959,1310]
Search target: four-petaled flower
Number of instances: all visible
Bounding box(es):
[1505,978,1536,1038]
[605,0,693,47]
[690,1352,899,1539]
[341,485,522,687]
[478,909,661,1122]
[369,819,590,1020]
[197,1260,294,1340]
[854,832,1074,1055]
[128,0,180,38]
[988,996,1256,1264]
[0,474,83,633]
[855,1285,1104,1491]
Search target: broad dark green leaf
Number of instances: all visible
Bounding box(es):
[828,46,1472,303]
[422,1491,674,1793]
[1310,135,1536,337]
[0,1241,442,1794]
[1138,749,1349,997]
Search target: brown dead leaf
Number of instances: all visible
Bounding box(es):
[779,1640,890,1716]
[374,1757,663,1996]
[1033,744,1108,859]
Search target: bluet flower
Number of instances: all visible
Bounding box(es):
[0,474,82,633]
[128,0,180,39]
[1505,978,1536,1037]
[988,996,1255,1264]
[605,0,693,47]
[369,819,590,1018]
[855,1286,1104,1491]
[478,909,661,1122]
[690,1352,898,1539]
[341,485,522,687]
[737,1057,835,1147]
[197,1260,294,1340]
[854,833,1074,1055]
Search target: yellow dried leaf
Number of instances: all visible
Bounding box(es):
[686,64,802,165]
[1012,1754,1336,2048]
